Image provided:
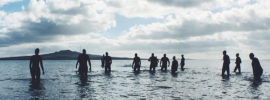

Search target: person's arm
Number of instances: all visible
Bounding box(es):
[160,59,162,67]
[76,61,78,68]
[139,58,141,67]
[168,59,170,67]
[109,57,112,64]
[76,56,79,69]
[240,58,242,63]
[40,57,45,74]
[29,58,32,73]
[132,59,135,68]
[88,58,91,71]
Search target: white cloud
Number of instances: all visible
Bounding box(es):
[0,0,115,47]
[0,0,270,59]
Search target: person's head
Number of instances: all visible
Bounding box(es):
[173,56,176,60]
[163,54,166,57]
[106,52,108,56]
[223,50,226,55]
[135,53,138,57]
[152,53,154,57]
[249,53,255,60]
[236,53,239,57]
[35,48,39,55]
[82,49,86,54]
[181,54,184,57]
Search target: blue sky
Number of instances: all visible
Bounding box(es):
[0,0,29,12]
[0,0,269,59]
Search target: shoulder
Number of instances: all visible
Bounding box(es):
[30,55,35,59]
[254,58,259,61]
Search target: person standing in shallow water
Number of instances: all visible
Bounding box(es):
[104,52,112,72]
[180,54,185,71]
[132,53,141,72]
[222,50,230,77]
[171,56,178,73]
[148,53,158,72]
[249,53,263,81]
[29,48,45,80]
[76,49,91,76]
[160,54,170,71]
[234,53,242,73]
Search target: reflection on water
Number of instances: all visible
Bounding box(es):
[29,80,45,99]
[0,60,269,99]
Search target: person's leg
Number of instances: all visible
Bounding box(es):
[238,65,241,73]
[133,67,136,72]
[182,64,185,70]
[150,64,153,71]
[181,65,184,71]
[165,66,167,71]
[31,69,35,80]
[222,66,225,76]
[105,66,108,72]
[84,67,88,76]
[234,66,237,72]
[36,69,40,80]
[227,66,230,76]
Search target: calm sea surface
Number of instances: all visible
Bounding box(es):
[0,59,269,99]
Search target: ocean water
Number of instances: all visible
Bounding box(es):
[0,59,269,99]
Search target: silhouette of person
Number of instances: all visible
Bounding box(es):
[76,49,91,76]
[101,54,105,68]
[222,50,230,77]
[148,53,158,72]
[29,48,45,81]
[160,54,170,71]
[180,54,185,71]
[104,52,112,72]
[132,53,141,72]
[233,53,242,73]
[249,53,263,81]
[171,56,178,73]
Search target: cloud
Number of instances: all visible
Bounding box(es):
[147,0,213,7]
[0,0,270,59]
[0,0,115,47]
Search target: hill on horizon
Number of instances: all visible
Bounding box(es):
[0,50,132,60]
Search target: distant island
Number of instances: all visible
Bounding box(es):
[0,50,132,60]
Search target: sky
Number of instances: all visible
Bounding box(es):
[0,0,269,59]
